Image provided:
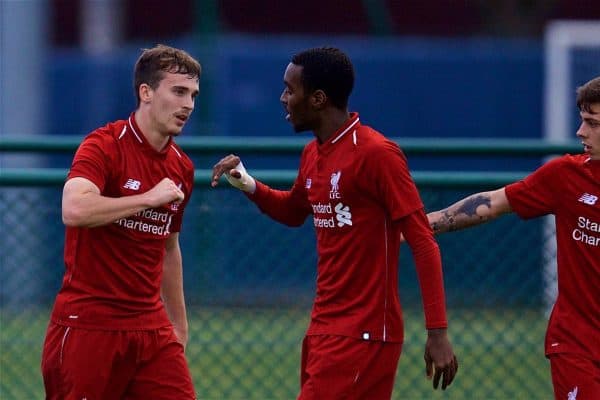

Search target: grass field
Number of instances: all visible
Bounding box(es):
[0,306,552,399]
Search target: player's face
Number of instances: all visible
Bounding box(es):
[148,72,199,136]
[576,103,600,160]
[280,63,317,133]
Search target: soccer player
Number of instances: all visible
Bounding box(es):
[41,45,200,399]
[426,76,600,400]
[211,47,458,399]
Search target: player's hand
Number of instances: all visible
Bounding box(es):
[173,324,189,351]
[145,178,184,208]
[211,154,256,193]
[424,328,458,390]
[211,154,240,187]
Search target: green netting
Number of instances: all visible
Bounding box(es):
[0,185,554,399]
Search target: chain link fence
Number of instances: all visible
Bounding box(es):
[0,183,554,399]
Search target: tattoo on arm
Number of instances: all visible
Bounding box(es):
[432,211,455,233]
[456,195,491,218]
[432,194,492,233]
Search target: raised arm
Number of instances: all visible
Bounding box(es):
[62,176,184,228]
[211,154,311,226]
[428,188,512,235]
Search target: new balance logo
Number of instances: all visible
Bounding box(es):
[123,179,141,190]
[578,193,598,205]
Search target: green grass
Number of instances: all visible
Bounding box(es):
[0,306,552,399]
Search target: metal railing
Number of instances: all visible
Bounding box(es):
[0,135,573,399]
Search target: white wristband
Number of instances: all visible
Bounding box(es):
[225,161,256,193]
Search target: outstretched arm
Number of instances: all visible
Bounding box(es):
[211,154,256,192]
[211,154,311,227]
[428,188,512,235]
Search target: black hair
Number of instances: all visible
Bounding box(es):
[291,47,354,109]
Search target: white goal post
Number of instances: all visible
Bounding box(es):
[545,20,600,142]
[543,20,600,314]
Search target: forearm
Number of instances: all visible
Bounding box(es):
[413,241,448,329]
[429,190,508,234]
[63,190,153,228]
[161,240,189,342]
[249,180,310,227]
[400,211,447,328]
[63,176,183,228]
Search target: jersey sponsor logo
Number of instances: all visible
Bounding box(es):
[312,202,352,228]
[114,209,173,236]
[329,171,341,199]
[123,178,141,190]
[578,192,598,205]
[572,216,600,246]
[334,203,352,227]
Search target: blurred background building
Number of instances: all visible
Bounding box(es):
[2,0,600,148]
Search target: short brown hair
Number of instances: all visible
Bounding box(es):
[133,44,201,106]
[576,76,600,113]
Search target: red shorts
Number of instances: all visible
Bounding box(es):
[298,334,402,400]
[549,353,600,400]
[41,322,196,400]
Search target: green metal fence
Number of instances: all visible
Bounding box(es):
[1,137,575,399]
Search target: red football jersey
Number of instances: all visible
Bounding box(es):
[506,154,600,361]
[50,113,194,330]
[249,113,447,342]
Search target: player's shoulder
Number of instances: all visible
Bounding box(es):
[542,153,587,171]
[563,153,589,165]
[301,138,319,157]
[355,124,401,154]
[526,154,587,185]
[80,119,128,149]
[168,140,194,170]
[85,119,127,141]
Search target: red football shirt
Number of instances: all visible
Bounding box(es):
[506,154,600,361]
[249,113,447,342]
[50,113,194,330]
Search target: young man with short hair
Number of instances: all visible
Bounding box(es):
[426,76,600,400]
[41,44,200,399]
[212,47,458,399]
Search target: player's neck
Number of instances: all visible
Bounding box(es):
[314,109,351,144]
[134,109,170,152]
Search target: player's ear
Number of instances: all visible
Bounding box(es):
[311,89,327,109]
[139,83,153,104]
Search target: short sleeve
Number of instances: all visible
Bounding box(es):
[505,157,562,219]
[68,132,114,192]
